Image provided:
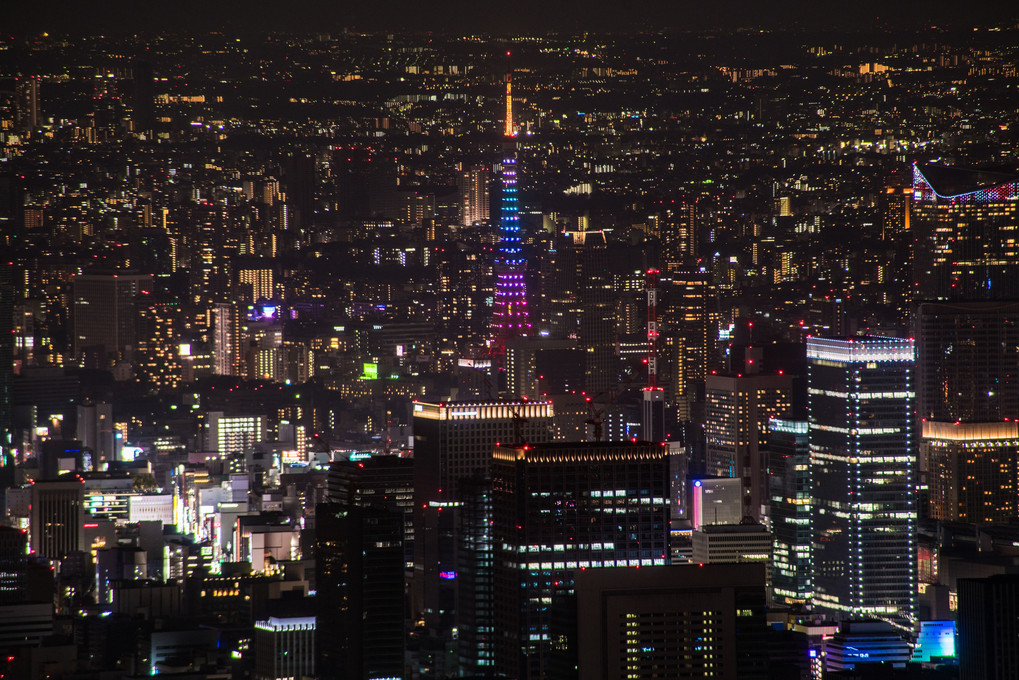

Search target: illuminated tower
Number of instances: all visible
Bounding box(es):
[490,64,531,351]
[808,336,917,629]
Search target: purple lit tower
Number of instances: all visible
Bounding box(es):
[490,65,531,352]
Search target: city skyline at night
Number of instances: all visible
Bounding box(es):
[3,14,1019,679]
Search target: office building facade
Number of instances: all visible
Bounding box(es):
[491,441,670,680]
[807,336,917,628]
[569,563,768,680]
[704,372,792,521]
[767,418,812,605]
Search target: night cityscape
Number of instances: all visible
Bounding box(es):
[2,6,1019,679]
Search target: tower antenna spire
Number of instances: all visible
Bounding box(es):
[505,52,514,138]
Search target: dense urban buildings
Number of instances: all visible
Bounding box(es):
[3,13,1019,679]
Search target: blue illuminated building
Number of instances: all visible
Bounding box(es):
[911,620,956,664]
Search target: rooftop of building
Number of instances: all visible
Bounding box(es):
[915,163,1019,197]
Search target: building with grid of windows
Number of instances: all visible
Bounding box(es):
[923,421,1019,524]
[566,563,768,680]
[704,372,793,521]
[491,441,671,680]
[807,336,917,629]
[912,165,1019,528]
[254,616,316,680]
[767,418,812,605]
[411,400,554,629]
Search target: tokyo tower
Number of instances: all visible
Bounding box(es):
[490,63,531,351]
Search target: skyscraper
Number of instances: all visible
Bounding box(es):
[411,400,553,629]
[660,268,716,423]
[704,371,792,521]
[490,68,531,352]
[807,336,917,629]
[491,441,671,679]
[912,163,1019,302]
[458,165,490,226]
[14,76,39,133]
[315,505,404,680]
[767,418,812,605]
[542,230,617,393]
[912,164,1019,527]
[70,272,153,367]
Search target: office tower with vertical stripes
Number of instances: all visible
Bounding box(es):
[807,336,917,629]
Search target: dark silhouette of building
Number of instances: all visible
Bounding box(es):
[327,453,414,567]
[30,478,85,561]
[132,60,155,135]
[0,262,13,469]
[0,527,27,604]
[411,400,553,630]
[559,563,769,680]
[315,504,404,680]
[958,574,1019,680]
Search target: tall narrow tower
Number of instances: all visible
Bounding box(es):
[491,60,531,351]
[642,268,666,442]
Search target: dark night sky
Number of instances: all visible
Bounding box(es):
[6,0,1019,35]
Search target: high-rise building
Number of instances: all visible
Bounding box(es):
[315,505,404,680]
[29,479,85,561]
[211,302,240,376]
[544,230,617,393]
[328,453,414,567]
[957,574,1019,680]
[924,421,1019,525]
[131,60,155,135]
[807,336,917,628]
[767,418,812,605]
[411,400,553,628]
[70,272,153,367]
[916,301,1019,422]
[458,165,490,226]
[254,616,317,680]
[456,472,496,676]
[912,165,1019,527]
[14,76,39,133]
[491,441,671,679]
[566,563,768,680]
[660,268,715,423]
[136,298,182,391]
[704,371,792,521]
[912,164,1019,302]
